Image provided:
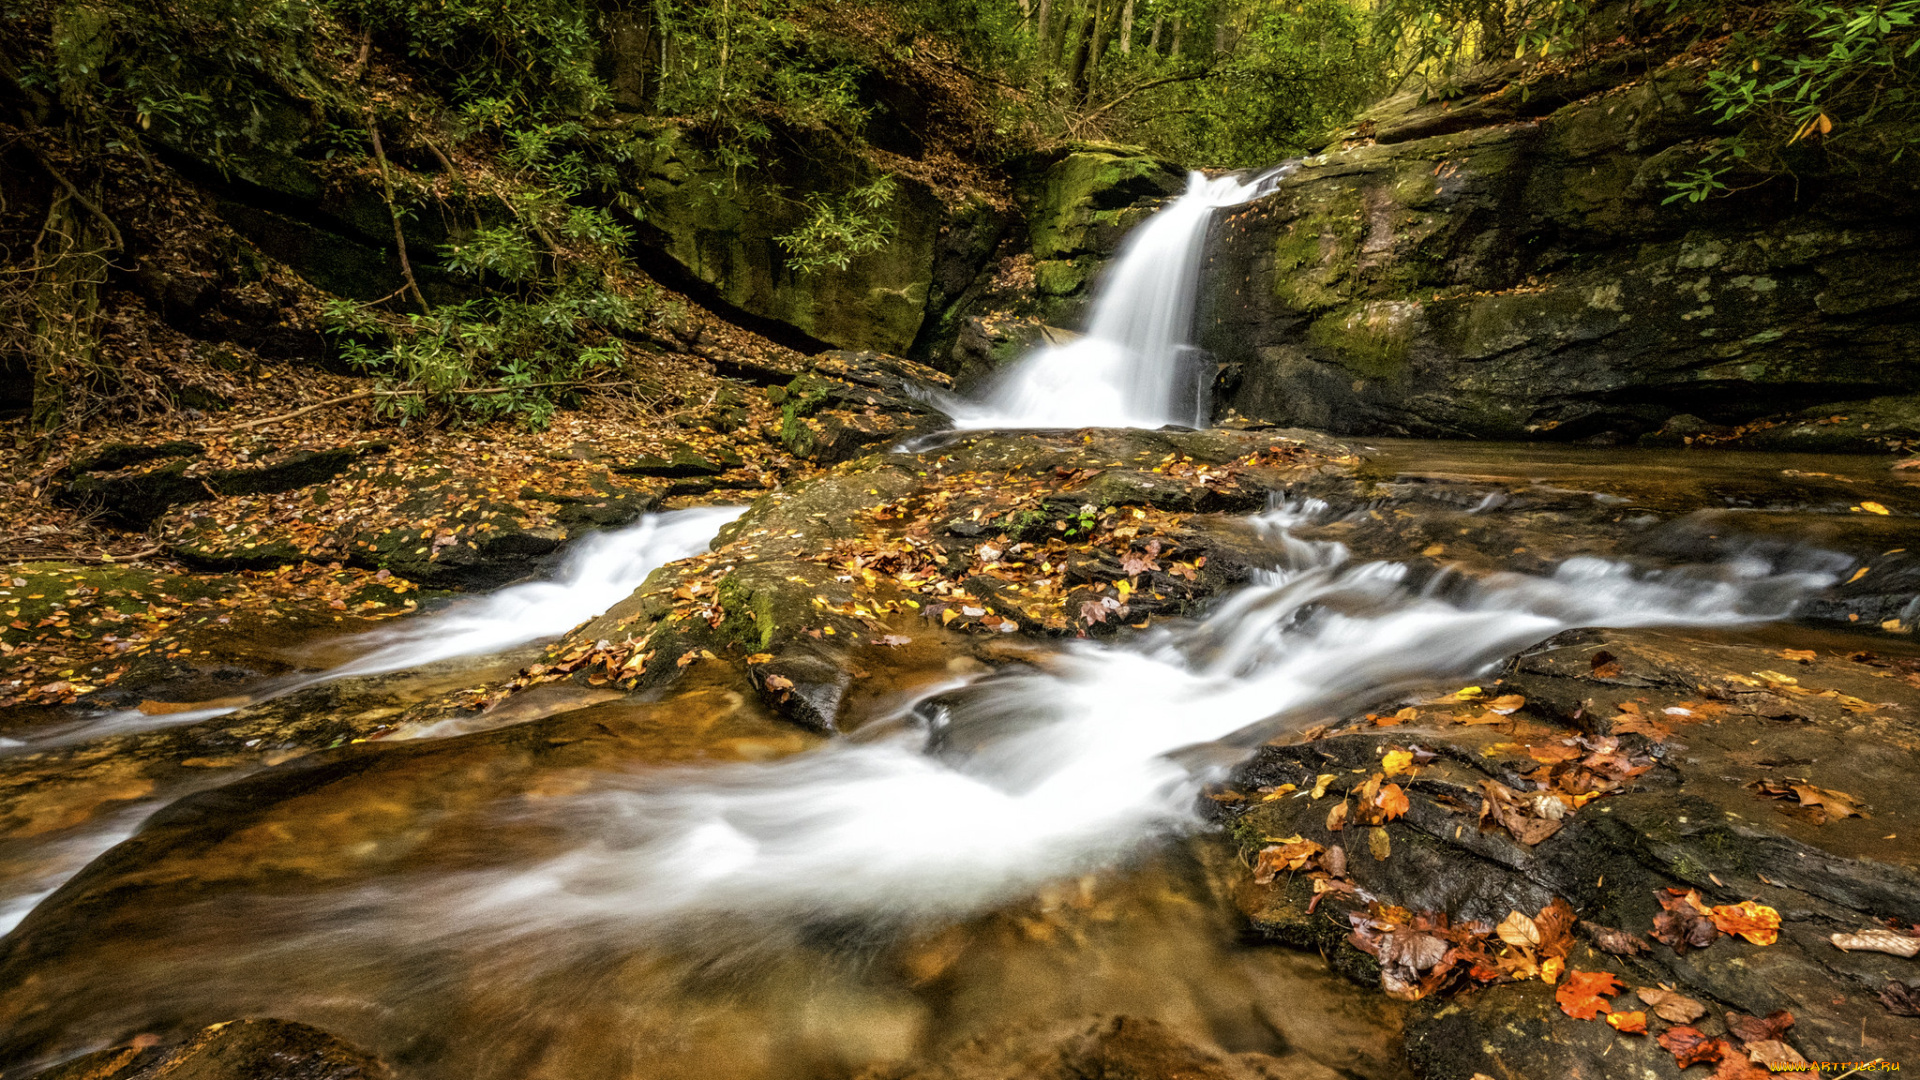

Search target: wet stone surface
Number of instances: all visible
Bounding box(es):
[2,434,1919,1080]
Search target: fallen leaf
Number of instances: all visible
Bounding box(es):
[1830,928,1920,957]
[1311,773,1336,798]
[1742,1040,1805,1069]
[1882,978,1920,1017]
[1709,901,1782,946]
[1658,1025,1722,1068]
[1486,694,1525,714]
[1253,837,1324,883]
[1584,922,1652,956]
[1375,783,1410,820]
[1368,826,1391,861]
[1381,749,1414,776]
[1636,986,1708,1024]
[1725,1010,1793,1046]
[1651,889,1721,954]
[1326,800,1350,831]
[1858,501,1891,515]
[1605,1010,1647,1034]
[1591,650,1622,678]
[1497,909,1542,949]
[1555,969,1621,1019]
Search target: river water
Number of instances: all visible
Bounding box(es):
[0,173,1913,1079]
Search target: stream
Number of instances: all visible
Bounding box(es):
[2,168,1916,1080]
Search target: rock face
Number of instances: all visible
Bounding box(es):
[924,145,1184,382]
[1200,58,1920,446]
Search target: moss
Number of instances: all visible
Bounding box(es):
[1308,301,1420,379]
[1033,258,1092,297]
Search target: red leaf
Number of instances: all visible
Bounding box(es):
[1555,969,1621,1019]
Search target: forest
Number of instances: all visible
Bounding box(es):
[1,2,1919,1079]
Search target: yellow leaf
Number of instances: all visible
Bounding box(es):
[1540,956,1564,985]
[1856,501,1891,515]
[1847,567,1870,584]
[1381,750,1415,777]
[1311,773,1336,799]
[1259,783,1297,802]
[1454,686,1484,700]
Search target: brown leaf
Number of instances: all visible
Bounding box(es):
[1830,928,1920,957]
[1790,783,1863,823]
[1326,800,1349,832]
[1725,1009,1793,1046]
[1534,898,1576,958]
[1584,922,1652,957]
[1486,694,1526,714]
[1742,1040,1806,1069]
[1635,986,1708,1024]
[1707,1047,1771,1080]
[1591,650,1622,678]
[1882,979,1920,1017]
[1657,1026,1722,1068]
[1555,969,1621,1019]
[1651,890,1721,954]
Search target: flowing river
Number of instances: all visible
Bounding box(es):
[1,169,1914,1080]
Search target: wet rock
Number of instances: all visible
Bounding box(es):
[520,426,1352,732]
[771,351,953,464]
[156,455,661,590]
[1201,55,1920,442]
[25,1018,391,1080]
[1218,624,1920,1074]
[60,445,381,529]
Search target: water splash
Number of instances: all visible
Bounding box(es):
[943,169,1284,431]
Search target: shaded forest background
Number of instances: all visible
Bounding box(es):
[4,0,1919,441]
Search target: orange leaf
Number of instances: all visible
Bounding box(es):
[1555,969,1621,1019]
[1606,1010,1648,1034]
[1375,783,1410,821]
[1708,900,1781,945]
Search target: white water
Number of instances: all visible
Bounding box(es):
[1,506,744,753]
[365,505,1832,942]
[943,169,1282,431]
[330,504,744,679]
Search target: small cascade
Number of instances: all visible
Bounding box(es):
[945,168,1286,431]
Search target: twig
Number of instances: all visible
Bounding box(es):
[1832,1061,1886,1080]
[366,116,431,315]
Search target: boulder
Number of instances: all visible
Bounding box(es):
[1201,58,1920,443]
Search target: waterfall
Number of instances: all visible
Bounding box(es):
[945,168,1283,431]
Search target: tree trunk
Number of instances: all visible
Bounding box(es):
[1149,15,1163,54]
[1119,0,1134,55]
[1067,4,1097,99]
[1036,0,1051,52]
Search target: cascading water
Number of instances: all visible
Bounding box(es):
[942,169,1284,431]
[0,505,744,752]
[329,504,744,679]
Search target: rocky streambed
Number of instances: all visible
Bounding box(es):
[1,421,1917,1080]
